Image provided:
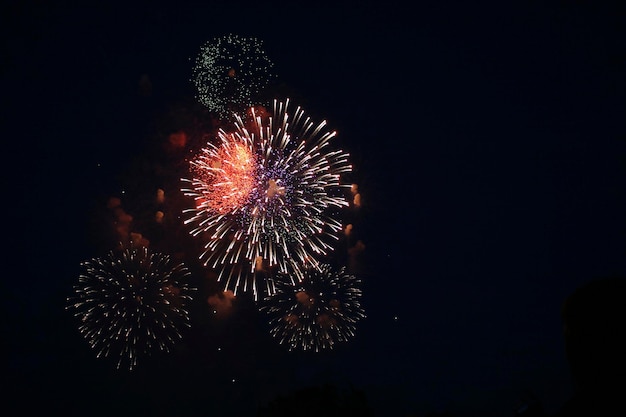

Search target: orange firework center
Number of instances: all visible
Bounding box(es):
[197,142,257,213]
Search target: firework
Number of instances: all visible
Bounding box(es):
[261,264,365,352]
[191,34,275,118]
[66,246,195,370]
[187,131,257,214]
[181,99,352,299]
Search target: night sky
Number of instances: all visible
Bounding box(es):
[4,2,625,416]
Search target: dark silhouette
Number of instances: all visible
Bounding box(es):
[552,276,626,416]
[514,389,544,417]
[256,383,374,417]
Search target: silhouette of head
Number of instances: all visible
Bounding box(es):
[561,276,626,393]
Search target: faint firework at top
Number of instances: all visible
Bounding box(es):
[191,34,276,119]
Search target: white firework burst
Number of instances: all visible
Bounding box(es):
[66,246,195,370]
[261,264,366,352]
[181,99,352,299]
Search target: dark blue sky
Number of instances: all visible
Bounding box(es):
[4,2,625,416]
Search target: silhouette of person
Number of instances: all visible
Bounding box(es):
[552,276,626,416]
